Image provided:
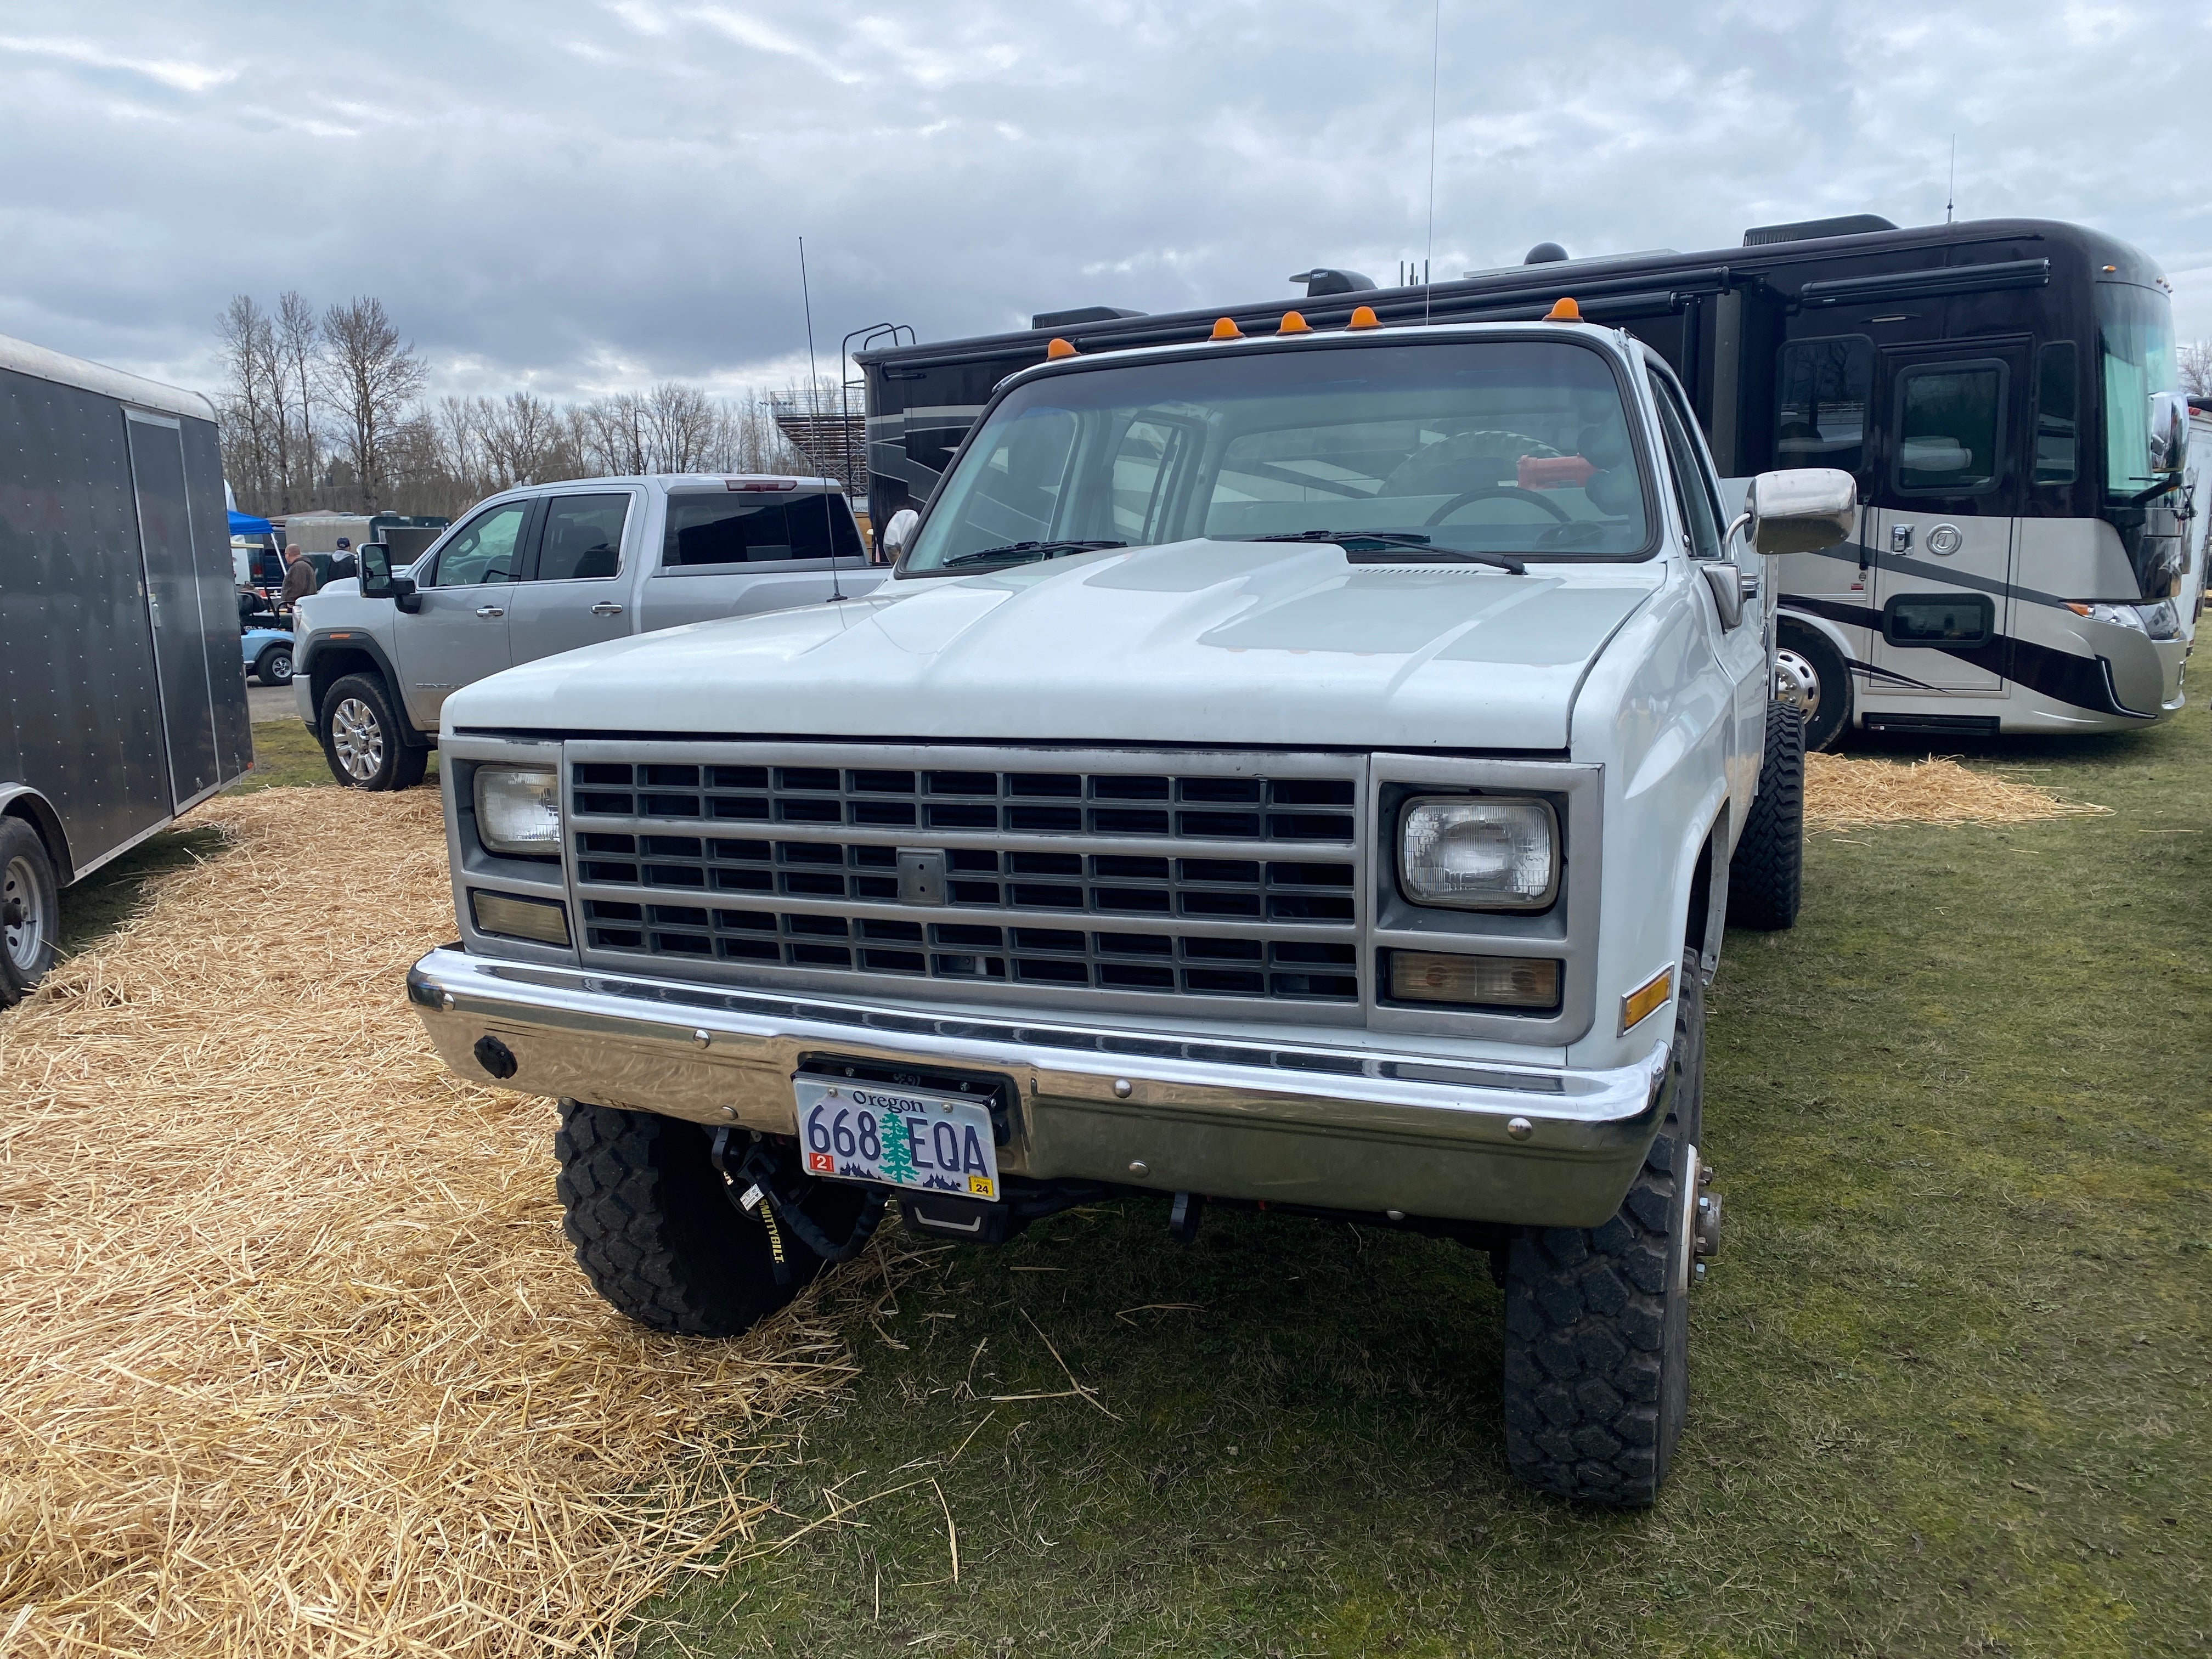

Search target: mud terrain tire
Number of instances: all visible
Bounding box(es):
[1726,699,1804,931]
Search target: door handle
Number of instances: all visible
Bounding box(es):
[589,601,625,616]
[475,605,506,618]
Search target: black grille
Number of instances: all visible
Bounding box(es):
[568,756,1362,1006]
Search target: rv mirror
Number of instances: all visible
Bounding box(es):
[881,508,921,561]
[2147,391,2190,475]
[1740,468,1858,558]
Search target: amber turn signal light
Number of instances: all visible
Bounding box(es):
[1347,305,1381,330]
[1620,964,1673,1032]
[1045,337,1078,359]
[1278,311,1312,334]
[1545,297,1582,322]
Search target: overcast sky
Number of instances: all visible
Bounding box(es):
[3,0,2209,405]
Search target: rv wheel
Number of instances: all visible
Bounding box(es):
[1774,620,1849,752]
[1,818,60,995]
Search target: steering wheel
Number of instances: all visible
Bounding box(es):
[1425,486,1572,527]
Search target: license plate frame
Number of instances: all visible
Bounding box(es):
[792,1074,1002,1200]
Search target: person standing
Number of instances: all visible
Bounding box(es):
[325,536,358,584]
[277,543,318,620]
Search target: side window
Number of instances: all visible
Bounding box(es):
[534,493,630,581]
[429,501,528,587]
[1775,336,1875,475]
[1649,374,1723,559]
[2034,342,2079,486]
[1895,361,2006,494]
[1883,591,1994,648]
[661,493,863,567]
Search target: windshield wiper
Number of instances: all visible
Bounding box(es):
[1237,528,1526,575]
[940,539,1127,568]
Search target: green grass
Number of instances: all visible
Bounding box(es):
[642,706,2212,1658]
[228,714,336,792]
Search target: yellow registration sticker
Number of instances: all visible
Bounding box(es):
[967,1175,997,1198]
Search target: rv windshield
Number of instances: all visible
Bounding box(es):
[900,338,1654,574]
[2097,282,2179,500]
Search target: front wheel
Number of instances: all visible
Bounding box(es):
[255,645,295,687]
[1502,950,1703,1506]
[1726,699,1804,931]
[318,674,427,791]
[1,818,60,996]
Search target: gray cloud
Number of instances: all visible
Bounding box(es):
[3,0,2209,403]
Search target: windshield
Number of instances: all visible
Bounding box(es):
[901,338,1653,572]
[2097,282,2178,501]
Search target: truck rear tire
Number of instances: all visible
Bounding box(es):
[1501,949,1702,1506]
[554,1101,866,1338]
[1726,699,1804,931]
[319,674,427,791]
[1,817,60,996]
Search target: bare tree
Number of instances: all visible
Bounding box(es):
[215,295,278,508]
[273,291,321,510]
[482,391,571,488]
[318,296,426,510]
[2180,341,2212,399]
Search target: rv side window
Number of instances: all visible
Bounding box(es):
[2034,343,2079,486]
[1776,336,1874,475]
[1883,591,1994,647]
[662,494,863,566]
[1893,361,2006,495]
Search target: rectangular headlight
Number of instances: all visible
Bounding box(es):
[1387,950,1560,1011]
[474,765,562,856]
[1399,796,1557,910]
[469,889,571,946]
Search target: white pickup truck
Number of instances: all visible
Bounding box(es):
[404,309,1853,1504]
[292,475,878,788]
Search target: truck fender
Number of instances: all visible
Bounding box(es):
[0,783,74,885]
[297,630,430,747]
[1681,805,1730,987]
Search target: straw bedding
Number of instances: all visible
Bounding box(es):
[1804,752,2108,831]
[0,787,868,1657]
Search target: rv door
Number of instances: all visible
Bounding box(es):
[1865,342,2029,696]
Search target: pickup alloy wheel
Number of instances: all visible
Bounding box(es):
[554,1099,872,1337]
[318,674,427,792]
[1500,948,1703,1506]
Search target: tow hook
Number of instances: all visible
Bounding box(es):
[1694,1163,1722,1271]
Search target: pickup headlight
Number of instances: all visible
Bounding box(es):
[1399,796,1557,910]
[474,765,562,856]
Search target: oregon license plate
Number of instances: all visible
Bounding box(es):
[791,1076,1001,1200]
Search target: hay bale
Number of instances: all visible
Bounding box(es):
[1805,752,2109,830]
[0,788,866,1656]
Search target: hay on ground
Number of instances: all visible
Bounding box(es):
[0,787,877,1657]
[1804,752,2109,830]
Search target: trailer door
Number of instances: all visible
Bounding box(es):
[1866,343,2027,696]
[126,411,223,808]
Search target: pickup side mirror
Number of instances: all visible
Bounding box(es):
[880,507,921,562]
[358,542,421,611]
[1734,468,1858,558]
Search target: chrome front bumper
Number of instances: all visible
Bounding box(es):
[407,946,1671,1228]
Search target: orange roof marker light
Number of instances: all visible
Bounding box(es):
[1211,317,1244,341]
[1347,304,1381,330]
[1277,311,1312,335]
[1545,296,1582,323]
[1045,337,1079,359]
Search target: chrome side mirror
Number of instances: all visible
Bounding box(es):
[1729,467,1858,558]
[881,507,921,561]
[2148,391,2190,475]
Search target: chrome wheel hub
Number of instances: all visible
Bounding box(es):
[331,697,385,782]
[1773,648,1821,719]
[3,853,46,972]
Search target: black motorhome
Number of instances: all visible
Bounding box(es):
[858,216,2193,744]
[1,332,251,997]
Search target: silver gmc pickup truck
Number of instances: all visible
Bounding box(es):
[405,307,1852,1504]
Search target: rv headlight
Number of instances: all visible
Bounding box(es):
[1398,797,1558,910]
[474,766,562,856]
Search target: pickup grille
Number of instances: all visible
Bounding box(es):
[563,749,1367,1012]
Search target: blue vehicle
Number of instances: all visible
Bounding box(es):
[242,626,294,687]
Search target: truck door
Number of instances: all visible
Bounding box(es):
[500,490,638,665]
[639,490,873,630]
[125,411,221,809]
[392,497,532,729]
[1866,344,2026,696]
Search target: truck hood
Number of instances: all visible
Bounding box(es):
[444,540,1659,751]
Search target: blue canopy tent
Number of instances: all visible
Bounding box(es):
[228,509,274,537]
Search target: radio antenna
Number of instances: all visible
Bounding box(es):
[1945,134,1955,225]
[1424,0,1441,324]
[798,236,847,601]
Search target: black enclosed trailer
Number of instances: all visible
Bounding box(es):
[1,331,251,995]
